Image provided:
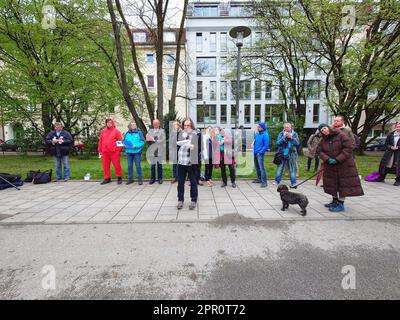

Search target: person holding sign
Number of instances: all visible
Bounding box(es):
[98,118,124,185]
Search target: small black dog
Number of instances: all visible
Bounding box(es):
[277,184,308,216]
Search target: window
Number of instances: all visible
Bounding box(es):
[133,32,146,42]
[197,81,203,100]
[245,104,251,124]
[194,6,218,17]
[220,105,227,124]
[254,32,262,45]
[230,5,251,17]
[210,32,217,52]
[197,104,217,124]
[220,57,227,75]
[210,81,216,101]
[255,81,262,100]
[242,81,251,100]
[196,33,203,52]
[265,81,272,99]
[255,104,261,123]
[231,104,237,125]
[164,32,176,42]
[165,54,175,64]
[313,104,320,123]
[265,104,284,123]
[167,75,173,90]
[220,81,227,100]
[231,80,251,100]
[196,57,217,76]
[146,54,154,64]
[220,32,227,52]
[304,80,321,99]
[147,75,155,88]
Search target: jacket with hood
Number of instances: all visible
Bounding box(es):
[254,122,270,155]
[98,119,123,154]
[123,128,145,154]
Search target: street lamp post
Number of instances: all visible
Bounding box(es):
[229,26,252,130]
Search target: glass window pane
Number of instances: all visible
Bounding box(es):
[255,104,261,123]
[147,75,154,88]
[210,81,216,100]
[210,32,216,52]
[196,57,217,76]
[255,81,262,100]
[221,104,227,124]
[220,32,227,52]
[245,104,251,124]
[197,81,203,100]
[196,33,202,52]
[265,81,272,99]
[220,81,227,100]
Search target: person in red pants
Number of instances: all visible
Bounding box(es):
[98,118,124,185]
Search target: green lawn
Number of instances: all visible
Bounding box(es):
[0,153,382,181]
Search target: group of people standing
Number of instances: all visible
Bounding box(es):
[45,116,400,213]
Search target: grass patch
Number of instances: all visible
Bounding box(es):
[0,153,383,181]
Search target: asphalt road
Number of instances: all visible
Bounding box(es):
[1,218,399,299]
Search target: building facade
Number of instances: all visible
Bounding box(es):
[185,0,330,131]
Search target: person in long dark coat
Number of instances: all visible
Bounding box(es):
[317,123,364,212]
[378,122,400,186]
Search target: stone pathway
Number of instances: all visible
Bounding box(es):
[0,179,399,225]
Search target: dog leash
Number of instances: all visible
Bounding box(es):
[290,168,324,189]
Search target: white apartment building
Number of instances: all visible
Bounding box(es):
[185,0,329,132]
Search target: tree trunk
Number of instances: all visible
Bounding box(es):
[107,0,147,134]
[170,0,188,114]
[156,1,164,125]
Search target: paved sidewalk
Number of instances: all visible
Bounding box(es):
[0,179,398,225]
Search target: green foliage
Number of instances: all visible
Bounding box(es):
[0,0,124,139]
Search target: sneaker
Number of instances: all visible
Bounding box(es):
[117,177,123,185]
[100,179,111,185]
[261,183,267,188]
[272,182,277,185]
[394,181,400,186]
[221,183,227,188]
[171,179,178,184]
[149,180,155,185]
[252,179,261,183]
[324,200,338,208]
[232,182,237,188]
[126,180,134,185]
[158,180,163,184]
[177,201,183,210]
[138,181,143,185]
[189,201,197,210]
[64,179,69,182]
[329,202,345,212]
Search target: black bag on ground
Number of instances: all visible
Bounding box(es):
[0,173,24,190]
[273,151,283,165]
[25,170,41,183]
[32,169,52,184]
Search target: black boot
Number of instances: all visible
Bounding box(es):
[117,177,123,185]
[100,179,111,185]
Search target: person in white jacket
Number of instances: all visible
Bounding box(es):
[202,126,214,187]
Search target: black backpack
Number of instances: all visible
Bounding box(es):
[25,170,41,183]
[32,169,52,184]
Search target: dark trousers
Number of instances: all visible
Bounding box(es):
[150,161,163,181]
[307,156,320,172]
[173,163,178,179]
[205,159,213,181]
[193,162,202,183]
[221,153,235,184]
[177,165,198,202]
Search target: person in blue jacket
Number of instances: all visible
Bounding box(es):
[123,121,145,185]
[274,122,300,187]
[253,122,270,188]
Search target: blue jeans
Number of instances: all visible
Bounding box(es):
[54,156,70,180]
[275,156,297,186]
[254,153,267,184]
[127,153,142,181]
[151,160,163,181]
